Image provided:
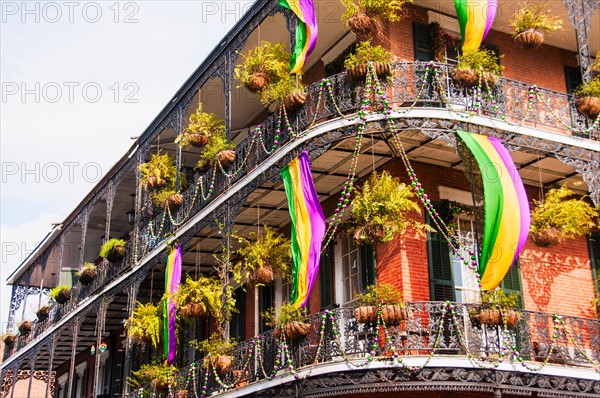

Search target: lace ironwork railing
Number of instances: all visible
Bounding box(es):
[158,302,599,398]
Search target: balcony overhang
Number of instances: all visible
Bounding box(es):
[214,357,600,398]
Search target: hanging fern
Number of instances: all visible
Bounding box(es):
[124,302,161,348]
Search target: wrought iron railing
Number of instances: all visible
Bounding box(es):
[123,302,599,398]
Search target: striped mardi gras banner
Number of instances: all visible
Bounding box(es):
[455,0,497,53]
[277,0,318,74]
[456,131,530,291]
[281,151,325,308]
[163,245,182,364]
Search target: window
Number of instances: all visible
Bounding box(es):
[319,246,335,310]
[589,232,600,299]
[565,66,583,95]
[450,216,481,303]
[258,285,273,333]
[229,287,246,340]
[335,235,376,306]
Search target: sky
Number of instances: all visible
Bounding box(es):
[0,0,254,331]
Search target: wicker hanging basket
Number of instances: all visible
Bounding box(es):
[283,91,307,111]
[354,305,378,324]
[283,321,311,340]
[246,72,270,93]
[471,308,519,328]
[346,62,391,83]
[78,267,97,285]
[36,307,50,322]
[380,304,408,326]
[514,29,544,49]
[19,321,32,335]
[55,289,71,304]
[346,13,380,41]
[212,355,233,376]
[451,68,479,86]
[180,303,206,319]
[152,377,169,393]
[3,335,16,346]
[531,227,562,247]
[187,133,209,148]
[106,244,126,263]
[249,265,274,285]
[145,176,167,191]
[217,150,236,168]
[575,96,600,120]
[167,194,184,212]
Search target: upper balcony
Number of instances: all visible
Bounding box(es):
[3,0,600,372]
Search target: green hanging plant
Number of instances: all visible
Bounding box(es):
[232,226,292,285]
[196,131,236,171]
[573,76,600,120]
[257,73,306,110]
[452,48,504,88]
[76,262,97,285]
[129,363,177,393]
[344,41,393,82]
[341,0,413,40]
[262,302,310,340]
[354,283,407,325]
[509,2,562,36]
[139,152,177,191]
[351,171,427,245]
[174,274,223,321]
[470,287,520,328]
[49,285,71,304]
[530,185,598,247]
[191,332,237,375]
[234,41,289,93]
[124,301,161,348]
[175,103,225,148]
[99,238,127,263]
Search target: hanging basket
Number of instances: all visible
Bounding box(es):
[575,96,600,120]
[212,355,233,376]
[346,13,379,41]
[249,265,274,285]
[187,133,209,148]
[354,305,378,324]
[145,176,167,191]
[167,194,184,212]
[18,321,32,335]
[36,307,50,322]
[514,29,544,49]
[217,150,236,168]
[470,308,519,328]
[346,62,391,83]
[55,288,71,304]
[180,303,206,319]
[246,72,270,93]
[283,91,307,111]
[3,335,16,347]
[531,227,562,247]
[380,304,408,326]
[152,377,169,393]
[353,222,387,245]
[78,267,97,285]
[106,244,126,263]
[283,321,311,340]
[451,67,479,87]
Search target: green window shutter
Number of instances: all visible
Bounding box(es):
[319,246,335,310]
[413,23,434,61]
[359,244,376,290]
[230,287,246,340]
[565,66,583,95]
[426,208,455,301]
[588,232,600,293]
[500,261,524,308]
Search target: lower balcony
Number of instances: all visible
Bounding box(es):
[129,302,600,398]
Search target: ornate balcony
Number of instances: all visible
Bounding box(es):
[126,302,600,397]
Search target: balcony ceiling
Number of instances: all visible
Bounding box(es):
[414,0,600,55]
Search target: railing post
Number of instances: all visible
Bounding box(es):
[91,297,112,398]
[562,0,600,83]
[122,275,144,398]
[44,336,56,398]
[65,319,80,398]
